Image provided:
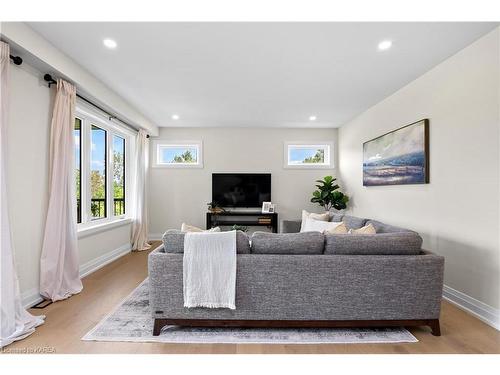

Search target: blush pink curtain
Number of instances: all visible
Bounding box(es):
[131,129,151,251]
[39,79,83,301]
[0,41,45,348]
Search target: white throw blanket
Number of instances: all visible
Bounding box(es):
[183,230,237,309]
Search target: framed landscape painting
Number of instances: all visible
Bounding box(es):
[363,119,429,186]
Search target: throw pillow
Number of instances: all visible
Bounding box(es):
[181,223,221,233]
[300,210,329,232]
[348,223,376,235]
[302,217,344,234]
[324,221,348,234]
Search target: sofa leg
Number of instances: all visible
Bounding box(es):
[429,319,441,336]
[153,318,168,336]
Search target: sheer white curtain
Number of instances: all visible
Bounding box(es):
[131,129,151,251]
[39,79,83,301]
[0,41,45,348]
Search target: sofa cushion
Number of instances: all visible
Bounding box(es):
[324,232,423,255]
[181,223,221,233]
[365,219,412,234]
[162,229,251,254]
[300,210,329,232]
[324,222,348,234]
[342,215,368,230]
[235,231,252,254]
[329,212,344,222]
[349,223,376,235]
[302,218,344,233]
[251,231,324,255]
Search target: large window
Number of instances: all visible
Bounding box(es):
[74,118,82,223]
[113,135,126,216]
[75,105,132,229]
[91,125,107,219]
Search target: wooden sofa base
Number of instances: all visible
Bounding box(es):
[153,318,441,337]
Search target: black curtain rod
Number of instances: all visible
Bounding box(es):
[43,73,149,138]
[9,54,23,65]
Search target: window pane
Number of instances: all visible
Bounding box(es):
[74,118,82,223]
[91,125,107,219]
[113,135,125,216]
[288,146,327,165]
[159,146,198,164]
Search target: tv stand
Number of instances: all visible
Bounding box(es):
[206,211,278,233]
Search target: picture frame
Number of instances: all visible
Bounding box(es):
[363,119,429,186]
[261,201,273,213]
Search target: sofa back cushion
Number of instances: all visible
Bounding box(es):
[251,231,324,255]
[324,232,423,255]
[162,229,251,254]
[329,212,344,222]
[342,215,368,230]
[365,219,411,234]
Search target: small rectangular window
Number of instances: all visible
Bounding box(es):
[91,125,107,220]
[74,118,82,223]
[153,141,203,168]
[113,135,126,216]
[284,142,333,169]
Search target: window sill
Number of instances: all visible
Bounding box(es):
[284,164,335,169]
[78,218,133,239]
[152,163,204,169]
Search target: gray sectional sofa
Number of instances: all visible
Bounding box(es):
[149,214,444,336]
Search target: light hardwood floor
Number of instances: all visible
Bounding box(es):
[4,242,500,354]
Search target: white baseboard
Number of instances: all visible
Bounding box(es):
[21,288,44,310]
[22,242,132,309]
[443,284,500,330]
[79,243,132,278]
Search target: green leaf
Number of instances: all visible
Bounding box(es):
[310,175,348,212]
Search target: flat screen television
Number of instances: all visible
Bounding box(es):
[212,173,271,208]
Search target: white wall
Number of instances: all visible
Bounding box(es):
[339,28,500,316]
[7,60,132,306]
[149,127,339,236]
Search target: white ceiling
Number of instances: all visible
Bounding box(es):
[28,22,497,128]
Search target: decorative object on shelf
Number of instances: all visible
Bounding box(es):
[363,119,429,186]
[311,176,349,211]
[207,201,225,213]
[231,224,249,232]
[261,201,273,213]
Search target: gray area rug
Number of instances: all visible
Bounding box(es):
[82,279,418,344]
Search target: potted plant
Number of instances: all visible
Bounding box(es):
[207,201,225,213]
[231,224,248,232]
[311,176,349,212]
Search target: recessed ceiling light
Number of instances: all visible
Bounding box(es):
[378,40,392,51]
[103,38,117,49]
[171,114,180,120]
[309,115,317,121]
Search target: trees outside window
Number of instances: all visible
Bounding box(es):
[75,105,131,227]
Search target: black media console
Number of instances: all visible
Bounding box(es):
[206,211,278,233]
